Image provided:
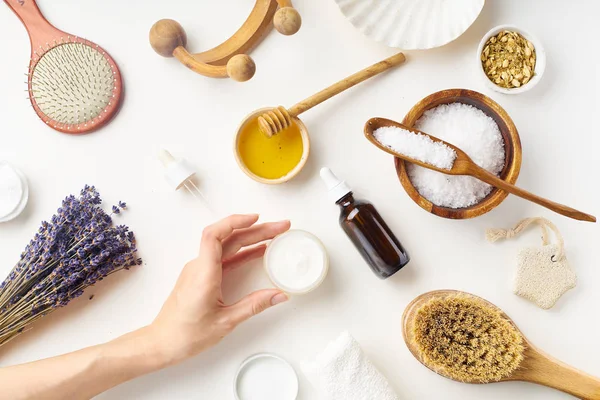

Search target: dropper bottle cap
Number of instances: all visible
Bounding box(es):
[320,167,352,203]
[159,149,196,190]
[159,149,214,214]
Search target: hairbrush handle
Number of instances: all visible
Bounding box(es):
[514,347,600,399]
[4,0,64,50]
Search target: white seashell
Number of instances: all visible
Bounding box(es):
[334,0,485,50]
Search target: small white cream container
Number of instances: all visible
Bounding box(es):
[477,25,546,94]
[0,162,29,223]
[264,230,329,295]
[234,353,299,400]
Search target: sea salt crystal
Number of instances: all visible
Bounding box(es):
[408,103,505,209]
[378,103,504,209]
[373,126,457,170]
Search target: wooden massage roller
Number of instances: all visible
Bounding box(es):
[149,0,301,82]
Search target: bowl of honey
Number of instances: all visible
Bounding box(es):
[234,108,310,184]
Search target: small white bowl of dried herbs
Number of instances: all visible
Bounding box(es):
[477,25,546,94]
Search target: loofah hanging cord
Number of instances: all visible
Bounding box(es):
[486,217,565,261]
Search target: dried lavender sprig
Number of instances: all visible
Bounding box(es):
[0,186,140,347]
[0,259,136,340]
[0,200,137,340]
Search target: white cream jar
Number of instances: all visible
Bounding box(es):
[0,162,28,223]
[264,230,328,294]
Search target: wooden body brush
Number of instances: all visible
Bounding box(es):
[364,118,596,223]
[5,0,122,134]
[258,52,406,137]
[403,290,600,399]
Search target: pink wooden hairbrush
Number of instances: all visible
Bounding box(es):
[4,0,123,134]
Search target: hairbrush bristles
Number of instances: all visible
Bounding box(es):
[26,38,122,133]
[7,0,122,134]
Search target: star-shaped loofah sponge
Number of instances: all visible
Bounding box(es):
[513,244,577,309]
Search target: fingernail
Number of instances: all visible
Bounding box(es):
[276,220,291,228]
[271,293,289,306]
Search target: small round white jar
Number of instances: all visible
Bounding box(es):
[0,162,29,223]
[234,353,298,400]
[477,25,546,95]
[264,230,328,294]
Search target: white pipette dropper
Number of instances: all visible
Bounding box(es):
[159,149,211,212]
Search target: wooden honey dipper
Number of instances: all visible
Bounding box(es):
[258,52,406,137]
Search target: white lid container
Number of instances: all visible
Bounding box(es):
[264,230,329,294]
[0,162,29,223]
[234,353,299,400]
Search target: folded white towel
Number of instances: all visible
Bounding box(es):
[302,331,399,400]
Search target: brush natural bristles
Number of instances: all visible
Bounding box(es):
[29,42,116,127]
[412,294,524,383]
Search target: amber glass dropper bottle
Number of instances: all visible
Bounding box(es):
[320,167,410,279]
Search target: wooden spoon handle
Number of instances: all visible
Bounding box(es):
[517,349,600,399]
[288,52,406,117]
[474,167,596,222]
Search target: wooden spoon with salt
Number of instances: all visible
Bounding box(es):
[364,117,596,223]
[403,290,600,399]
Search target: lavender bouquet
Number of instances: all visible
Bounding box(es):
[0,185,141,347]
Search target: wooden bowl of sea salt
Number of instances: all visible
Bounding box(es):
[395,89,522,219]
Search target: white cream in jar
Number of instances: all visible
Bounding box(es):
[264,230,328,294]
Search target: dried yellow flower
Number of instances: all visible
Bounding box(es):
[412,294,525,383]
[481,30,536,89]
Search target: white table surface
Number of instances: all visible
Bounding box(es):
[1,1,599,399]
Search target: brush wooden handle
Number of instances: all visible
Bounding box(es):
[288,52,406,117]
[513,347,600,399]
[4,0,63,50]
[474,166,596,223]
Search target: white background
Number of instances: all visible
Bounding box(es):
[1,1,599,399]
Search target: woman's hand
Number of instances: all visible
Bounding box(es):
[0,214,291,400]
[149,214,291,365]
